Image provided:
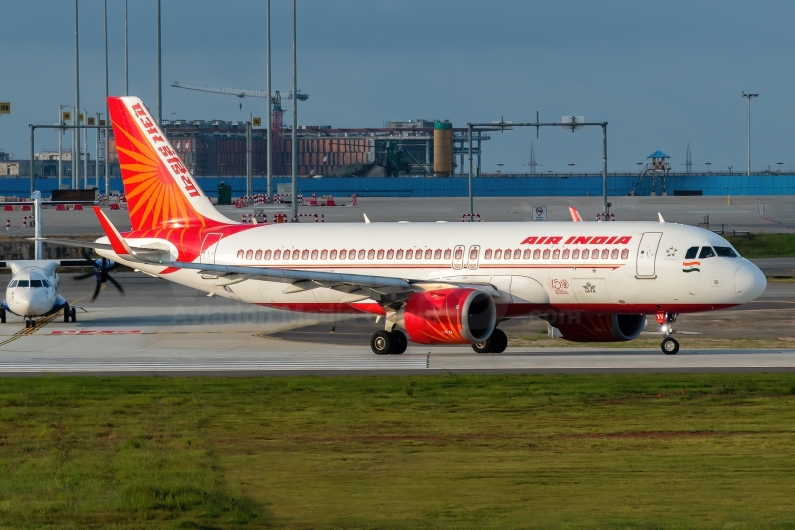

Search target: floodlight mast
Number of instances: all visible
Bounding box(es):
[742,91,758,176]
[467,117,609,221]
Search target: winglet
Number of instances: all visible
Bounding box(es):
[93,206,134,256]
[568,207,583,222]
[658,212,665,223]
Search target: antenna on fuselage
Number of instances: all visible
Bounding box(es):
[658,212,665,223]
[363,213,371,224]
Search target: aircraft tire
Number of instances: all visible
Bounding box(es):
[64,305,70,323]
[70,307,77,322]
[489,329,508,353]
[661,337,679,355]
[370,330,393,355]
[390,330,408,355]
[0,308,5,323]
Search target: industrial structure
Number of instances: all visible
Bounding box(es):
[163,119,488,178]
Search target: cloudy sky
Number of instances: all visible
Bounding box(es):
[2,0,793,173]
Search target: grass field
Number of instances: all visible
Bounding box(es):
[727,233,795,258]
[2,374,795,529]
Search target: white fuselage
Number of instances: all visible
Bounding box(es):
[96,221,766,317]
[3,264,64,318]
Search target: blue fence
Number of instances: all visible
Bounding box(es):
[3,174,795,198]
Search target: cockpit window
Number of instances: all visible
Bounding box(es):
[685,247,699,260]
[16,280,29,288]
[30,280,43,288]
[8,280,17,288]
[698,247,716,259]
[714,246,738,258]
[42,280,51,288]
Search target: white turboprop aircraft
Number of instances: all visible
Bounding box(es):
[0,255,123,328]
[41,96,766,355]
[1,260,78,327]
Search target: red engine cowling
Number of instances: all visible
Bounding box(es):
[396,288,496,345]
[552,313,646,342]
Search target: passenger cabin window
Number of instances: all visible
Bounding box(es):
[685,246,699,259]
[621,249,629,259]
[714,246,738,258]
[17,280,29,287]
[321,250,328,259]
[523,250,531,259]
[30,280,43,288]
[572,249,580,259]
[386,250,393,259]
[533,249,540,259]
[444,249,451,259]
[698,246,716,259]
[377,250,384,259]
[311,250,318,260]
[494,249,502,259]
[237,250,244,259]
[274,250,281,260]
[396,250,403,259]
[264,250,272,260]
[255,250,262,260]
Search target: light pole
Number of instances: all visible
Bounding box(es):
[705,162,711,174]
[104,0,110,194]
[74,0,80,190]
[291,0,298,222]
[124,0,128,95]
[496,163,503,174]
[777,162,783,173]
[266,0,272,201]
[568,163,575,175]
[742,91,758,176]
[156,0,162,126]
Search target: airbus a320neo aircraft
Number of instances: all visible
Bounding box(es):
[43,97,766,355]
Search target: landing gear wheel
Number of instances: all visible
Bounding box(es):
[472,328,508,354]
[25,320,30,329]
[0,308,5,324]
[70,307,77,322]
[390,330,407,355]
[63,305,71,323]
[490,329,508,354]
[661,337,679,355]
[370,330,393,355]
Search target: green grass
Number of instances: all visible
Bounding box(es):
[3,375,795,528]
[727,232,795,258]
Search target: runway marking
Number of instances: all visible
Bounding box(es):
[761,216,795,231]
[0,355,427,372]
[49,330,142,335]
[0,295,89,348]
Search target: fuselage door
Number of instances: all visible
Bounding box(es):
[200,233,223,279]
[467,245,480,270]
[452,245,465,270]
[636,232,663,278]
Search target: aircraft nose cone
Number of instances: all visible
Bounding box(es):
[735,264,766,301]
[7,296,31,317]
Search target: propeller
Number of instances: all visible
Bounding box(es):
[74,248,125,301]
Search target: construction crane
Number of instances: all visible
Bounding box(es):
[171,81,309,155]
[171,81,308,102]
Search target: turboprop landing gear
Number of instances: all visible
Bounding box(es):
[370,329,408,355]
[25,319,36,329]
[656,311,679,355]
[0,308,5,324]
[472,328,508,354]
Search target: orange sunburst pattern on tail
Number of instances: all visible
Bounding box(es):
[108,97,208,232]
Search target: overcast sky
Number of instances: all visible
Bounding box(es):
[2,0,793,173]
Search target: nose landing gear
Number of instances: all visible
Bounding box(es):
[656,311,679,355]
[25,319,37,329]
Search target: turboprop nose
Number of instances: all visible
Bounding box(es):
[735,263,766,302]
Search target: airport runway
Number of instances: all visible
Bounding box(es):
[1,273,794,375]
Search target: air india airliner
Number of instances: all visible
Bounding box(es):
[43,97,767,355]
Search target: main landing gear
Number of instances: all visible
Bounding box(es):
[63,305,76,323]
[370,329,408,355]
[656,311,679,355]
[472,328,508,354]
[0,308,5,324]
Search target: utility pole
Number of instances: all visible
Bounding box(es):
[124,0,129,95]
[291,0,298,221]
[95,112,100,188]
[83,110,88,189]
[742,91,758,176]
[74,0,80,190]
[104,0,110,194]
[156,0,162,126]
[266,0,272,201]
[686,143,692,173]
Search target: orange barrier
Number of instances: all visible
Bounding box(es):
[73,204,83,211]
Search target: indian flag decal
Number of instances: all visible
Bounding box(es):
[682,261,700,273]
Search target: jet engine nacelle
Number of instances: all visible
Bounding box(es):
[396,288,496,345]
[552,313,646,342]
